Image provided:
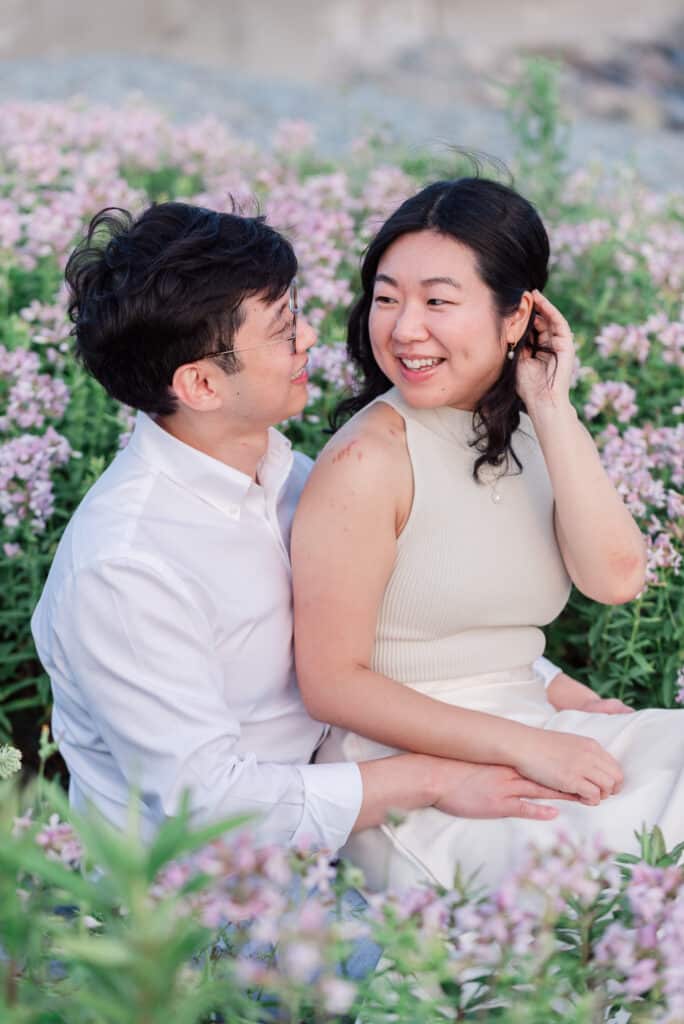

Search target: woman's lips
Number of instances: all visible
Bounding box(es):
[396,356,443,383]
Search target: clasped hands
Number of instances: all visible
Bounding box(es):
[432,676,631,822]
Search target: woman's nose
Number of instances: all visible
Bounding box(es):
[391,304,429,344]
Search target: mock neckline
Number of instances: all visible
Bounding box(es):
[380,387,476,446]
[380,386,534,449]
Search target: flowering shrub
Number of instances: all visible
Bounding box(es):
[4,769,684,1023]
[0,63,682,753]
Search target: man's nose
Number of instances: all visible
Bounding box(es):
[296,314,318,352]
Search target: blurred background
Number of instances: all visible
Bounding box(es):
[1,0,682,185]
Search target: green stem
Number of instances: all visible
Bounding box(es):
[4,958,17,1006]
[619,594,644,701]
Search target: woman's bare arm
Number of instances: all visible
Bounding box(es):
[519,291,647,604]
[292,404,623,805]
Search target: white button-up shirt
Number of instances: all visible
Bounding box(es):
[31,412,363,850]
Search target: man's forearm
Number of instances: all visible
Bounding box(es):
[353,754,436,832]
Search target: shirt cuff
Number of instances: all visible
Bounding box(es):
[534,655,562,688]
[292,761,363,853]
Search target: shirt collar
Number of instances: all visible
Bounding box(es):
[127,412,293,520]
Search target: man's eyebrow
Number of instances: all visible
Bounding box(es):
[267,299,290,328]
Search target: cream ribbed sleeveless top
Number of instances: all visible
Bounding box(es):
[367,388,571,683]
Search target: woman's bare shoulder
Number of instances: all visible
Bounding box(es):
[299,401,412,532]
[318,400,407,468]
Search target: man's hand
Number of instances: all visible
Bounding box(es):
[431,762,577,822]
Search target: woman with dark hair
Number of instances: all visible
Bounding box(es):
[292,178,683,890]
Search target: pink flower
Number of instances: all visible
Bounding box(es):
[595,323,650,364]
[35,813,83,866]
[625,957,659,996]
[584,380,637,423]
[279,939,322,982]
[674,668,684,706]
[272,119,317,156]
[319,977,357,1013]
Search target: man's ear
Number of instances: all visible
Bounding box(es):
[504,290,534,347]
[170,361,223,411]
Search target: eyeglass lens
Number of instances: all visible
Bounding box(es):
[289,279,300,352]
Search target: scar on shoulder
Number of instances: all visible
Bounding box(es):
[332,439,363,463]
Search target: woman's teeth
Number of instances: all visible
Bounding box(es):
[400,357,441,370]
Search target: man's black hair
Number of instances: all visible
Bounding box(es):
[65,202,297,414]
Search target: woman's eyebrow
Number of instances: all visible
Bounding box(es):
[374,273,463,290]
[421,276,462,289]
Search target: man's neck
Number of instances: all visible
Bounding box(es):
[155,411,269,480]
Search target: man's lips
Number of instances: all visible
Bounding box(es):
[290,361,309,383]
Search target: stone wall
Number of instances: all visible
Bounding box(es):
[2,0,682,83]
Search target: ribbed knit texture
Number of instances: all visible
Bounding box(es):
[367,388,571,683]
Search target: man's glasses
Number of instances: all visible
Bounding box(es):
[204,279,301,360]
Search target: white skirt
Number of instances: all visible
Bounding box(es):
[316,666,684,891]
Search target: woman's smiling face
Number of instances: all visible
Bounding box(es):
[368,229,510,411]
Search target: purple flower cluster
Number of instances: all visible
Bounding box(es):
[263,170,358,323]
[272,119,317,156]
[151,831,362,1015]
[13,810,84,867]
[597,422,683,584]
[596,862,684,1009]
[307,342,357,392]
[595,313,684,367]
[0,345,69,431]
[595,322,652,364]
[584,380,638,423]
[16,804,684,1020]
[548,219,613,271]
[0,427,72,541]
[641,224,684,296]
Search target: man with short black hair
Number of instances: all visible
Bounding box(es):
[32,202,569,852]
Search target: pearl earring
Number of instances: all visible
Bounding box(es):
[507,344,516,360]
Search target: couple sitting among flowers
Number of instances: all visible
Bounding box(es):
[32,178,684,891]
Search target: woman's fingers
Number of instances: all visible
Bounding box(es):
[533,289,567,326]
[586,766,620,798]
[602,699,634,715]
[532,290,573,345]
[511,799,559,821]
[508,779,579,803]
[575,779,602,805]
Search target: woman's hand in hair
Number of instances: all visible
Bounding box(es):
[516,290,575,413]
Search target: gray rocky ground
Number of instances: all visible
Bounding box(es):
[0,53,682,189]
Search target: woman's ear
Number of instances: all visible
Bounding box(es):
[504,291,535,347]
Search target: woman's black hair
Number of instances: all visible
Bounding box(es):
[65,201,297,414]
[332,177,554,480]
